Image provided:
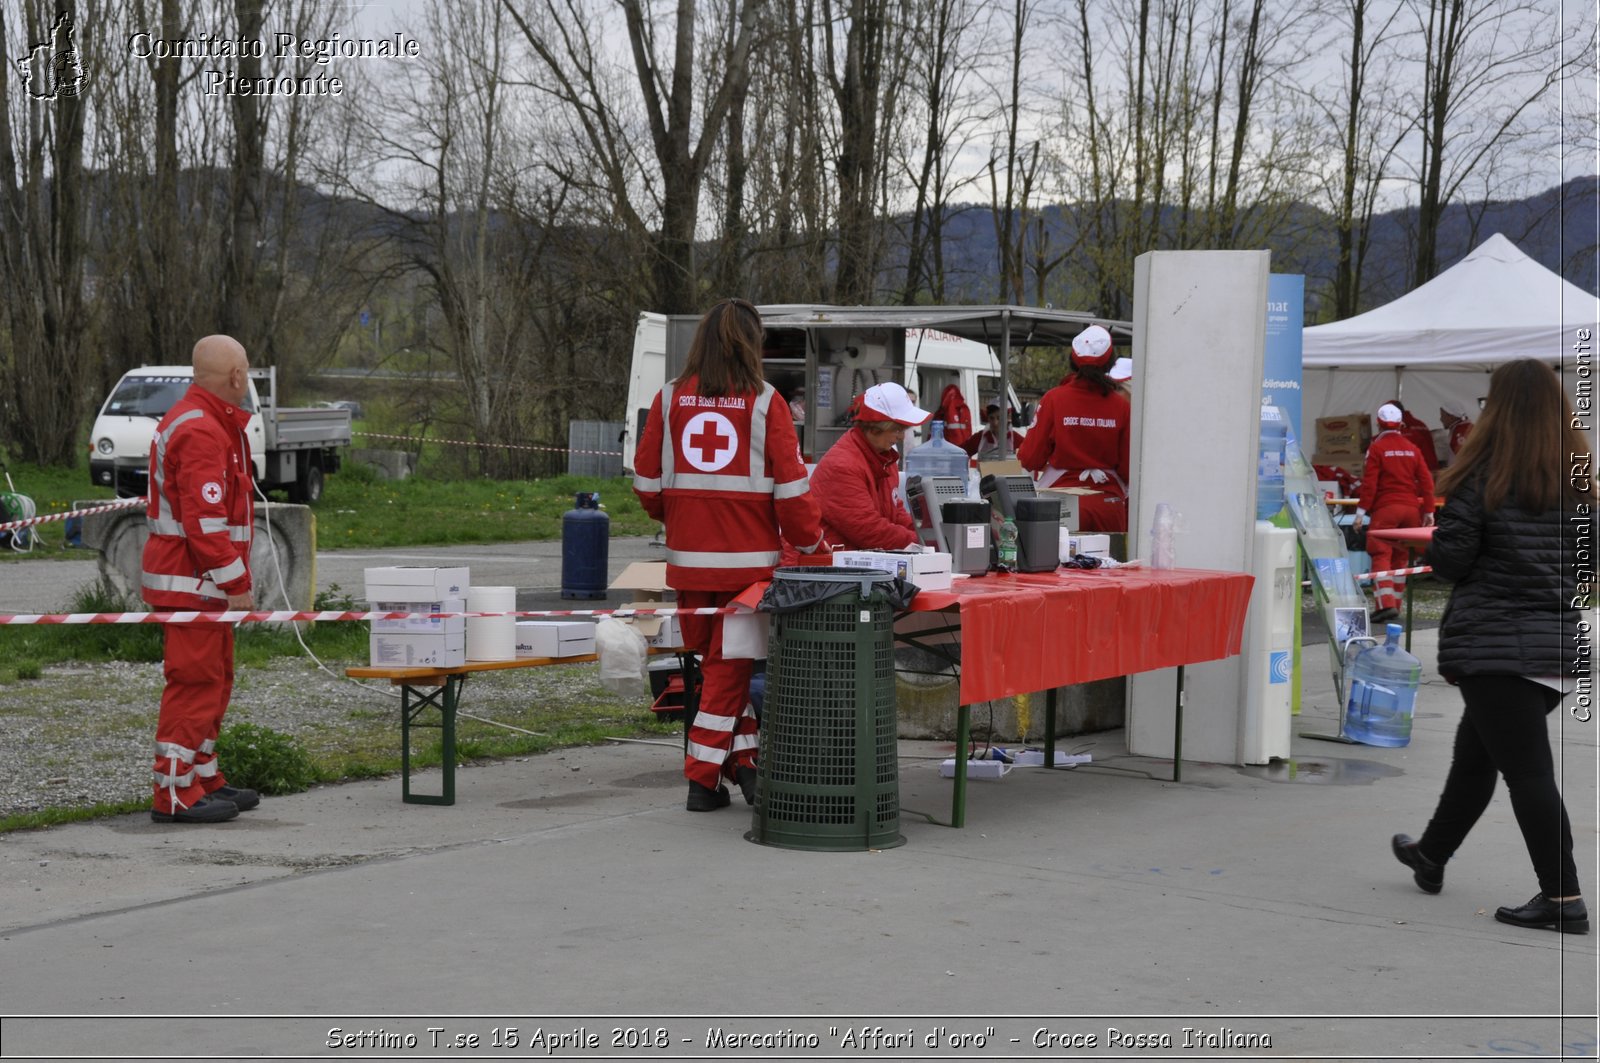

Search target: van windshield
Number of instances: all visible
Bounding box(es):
[102,375,191,418]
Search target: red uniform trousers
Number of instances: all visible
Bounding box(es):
[1366,503,1422,612]
[676,589,758,790]
[151,623,235,814]
[1077,489,1127,533]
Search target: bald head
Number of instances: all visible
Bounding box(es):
[192,334,249,405]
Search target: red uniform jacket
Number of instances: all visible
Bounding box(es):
[1448,419,1473,455]
[1400,411,1440,472]
[632,376,823,591]
[1357,429,1437,516]
[935,384,973,447]
[1017,375,1131,490]
[809,426,919,553]
[141,385,255,608]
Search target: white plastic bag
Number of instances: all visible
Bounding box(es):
[595,616,648,696]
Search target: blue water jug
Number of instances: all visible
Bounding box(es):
[561,492,609,600]
[1257,404,1287,519]
[1343,623,1421,747]
[903,420,969,484]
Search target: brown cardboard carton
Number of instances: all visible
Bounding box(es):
[1314,414,1371,457]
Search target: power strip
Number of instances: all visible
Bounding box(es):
[938,758,1011,780]
[1012,750,1093,768]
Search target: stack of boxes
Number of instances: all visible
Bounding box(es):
[1312,413,1372,482]
[364,566,470,668]
[608,562,684,648]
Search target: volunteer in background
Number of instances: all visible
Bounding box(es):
[1392,359,1593,934]
[962,402,1025,461]
[143,335,260,824]
[632,298,825,812]
[1439,400,1473,457]
[1389,399,1441,473]
[1351,402,1436,622]
[933,383,973,448]
[1108,357,1134,396]
[803,382,930,554]
[1017,325,1130,532]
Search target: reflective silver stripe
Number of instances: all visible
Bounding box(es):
[142,572,225,600]
[730,732,759,753]
[210,557,246,584]
[633,474,662,492]
[193,760,219,778]
[153,409,205,524]
[150,518,251,542]
[666,548,780,568]
[748,382,773,480]
[668,472,776,493]
[153,768,195,787]
[199,739,216,754]
[658,381,677,485]
[772,476,810,500]
[148,517,185,536]
[155,740,198,761]
[229,525,251,542]
[685,739,730,765]
[690,711,738,733]
[198,517,228,534]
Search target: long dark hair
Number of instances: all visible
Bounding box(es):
[1436,358,1596,512]
[1071,360,1116,396]
[681,298,765,397]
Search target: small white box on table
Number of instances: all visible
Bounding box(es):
[832,549,953,591]
[515,621,596,658]
[368,630,466,668]
[363,566,470,602]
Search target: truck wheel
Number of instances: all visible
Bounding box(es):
[292,464,324,505]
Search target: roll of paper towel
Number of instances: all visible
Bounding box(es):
[467,585,517,661]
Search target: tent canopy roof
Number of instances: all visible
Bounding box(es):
[755,304,1131,348]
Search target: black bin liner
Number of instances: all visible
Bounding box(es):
[758,566,919,614]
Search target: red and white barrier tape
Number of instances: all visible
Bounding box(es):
[1357,565,1431,584]
[0,498,142,534]
[355,432,622,458]
[0,606,735,626]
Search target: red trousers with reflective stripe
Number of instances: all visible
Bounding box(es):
[151,624,234,813]
[1367,503,1422,612]
[676,589,757,790]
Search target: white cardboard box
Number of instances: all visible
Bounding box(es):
[364,566,470,601]
[833,549,954,591]
[371,599,465,635]
[623,604,684,649]
[515,620,597,658]
[1060,532,1112,562]
[368,630,466,668]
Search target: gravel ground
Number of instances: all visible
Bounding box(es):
[0,653,656,819]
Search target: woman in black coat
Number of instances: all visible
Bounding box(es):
[1391,359,1595,934]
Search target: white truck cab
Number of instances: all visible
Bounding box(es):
[89,366,350,503]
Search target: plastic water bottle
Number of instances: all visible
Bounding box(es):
[903,420,969,485]
[1257,405,1287,520]
[1343,623,1421,747]
[998,518,1018,568]
[1150,502,1176,569]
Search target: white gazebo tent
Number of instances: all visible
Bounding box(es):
[1301,232,1597,443]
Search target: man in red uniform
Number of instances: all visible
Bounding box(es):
[1353,403,1436,622]
[1017,324,1130,532]
[633,299,825,811]
[144,335,259,824]
[1439,400,1473,458]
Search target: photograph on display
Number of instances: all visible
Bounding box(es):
[1334,607,1370,646]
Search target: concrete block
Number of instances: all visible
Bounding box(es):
[82,503,316,610]
[350,448,415,481]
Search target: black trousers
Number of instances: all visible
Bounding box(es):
[1419,675,1580,898]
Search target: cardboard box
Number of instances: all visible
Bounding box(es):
[1061,533,1112,562]
[609,562,668,601]
[622,605,683,649]
[1312,452,1365,479]
[364,566,470,601]
[834,549,954,590]
[514,620,596,658]
[371,598,465,635]
[368,630,466,668]
[1314,414,1371,457]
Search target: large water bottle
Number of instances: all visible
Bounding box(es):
[903,420,969,485]
[1342,623,1421,747]
[1257,404,1287,520]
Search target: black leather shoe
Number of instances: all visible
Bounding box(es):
[151,795,239,824]
[1392,834,1444,894]
[1371,606,1399,623]
[686,781,731,812]
[735,765,758,806]
[209,785,260,812]
[1495,894,1589,934]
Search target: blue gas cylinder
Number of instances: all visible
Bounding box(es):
[1343,623,1421,747]
[561,491,609,600]
[1256,404,1287,520]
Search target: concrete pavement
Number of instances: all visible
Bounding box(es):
[1,625,1595,1060]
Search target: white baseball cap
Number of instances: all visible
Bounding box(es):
[1071,325,1114,368]
[1377,403,1404,425]
[1439,399,1468,418]
[1108,357,1134,382]
[860,382,932,427]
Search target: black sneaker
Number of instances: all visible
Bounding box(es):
[151,794,239,824]
[686,781,731,812]
[735,765,758,806]
[209,785,260,812]
[1391,833,1444,893]
[1495,894,1589,934]
[1371,606,1400,623]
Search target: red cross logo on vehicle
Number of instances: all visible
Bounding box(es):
[681,412,738,472]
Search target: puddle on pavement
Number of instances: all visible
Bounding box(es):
[1237,757,1404,785]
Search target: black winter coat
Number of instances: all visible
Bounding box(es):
[1425,474,1591,679]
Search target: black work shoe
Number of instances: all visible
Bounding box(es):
[686,781,731,812]
[1371,606,1399,623]
[735,765,758,806]
[151,795,239,824]
[1495,894,1590,935]
[209,785,260,812]
[1392,834,1444,894]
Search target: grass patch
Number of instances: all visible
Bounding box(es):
[0,797,153,834]
[0,461,119,560]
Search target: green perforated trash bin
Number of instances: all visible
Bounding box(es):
[746,566,905,851]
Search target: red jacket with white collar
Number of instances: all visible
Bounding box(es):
[810,426,919,552]
[1357,428,1437,516]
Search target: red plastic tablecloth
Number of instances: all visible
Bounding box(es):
[908,567,1254,704]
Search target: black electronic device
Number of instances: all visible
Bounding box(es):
[905,474,969,551]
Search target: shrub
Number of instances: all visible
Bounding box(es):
[214,722,319,795]
[15,661,41,680]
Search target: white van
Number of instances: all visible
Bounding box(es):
[621,308,1045,472]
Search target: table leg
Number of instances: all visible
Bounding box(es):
[952,702,970,829]
[400,676,459,806]
[1044,687,1058,769]
[1403,576,1414,653]
[1172,665,1185,783]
